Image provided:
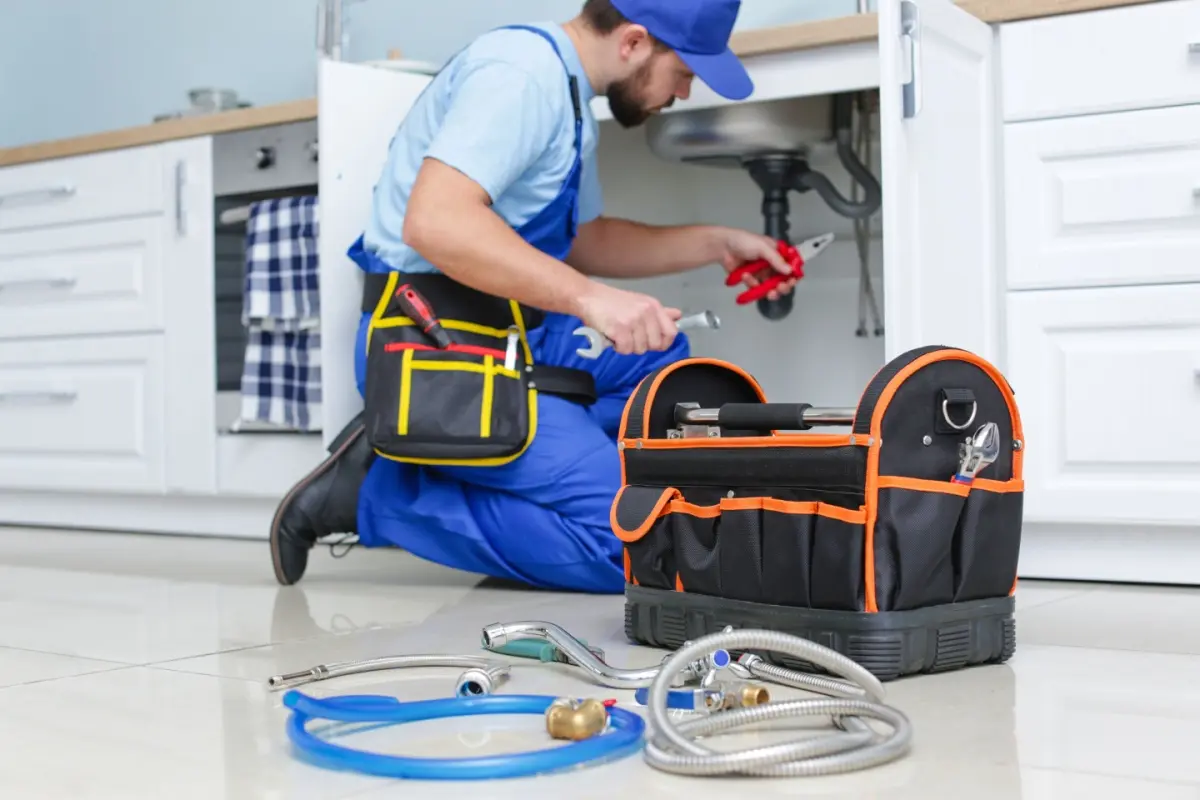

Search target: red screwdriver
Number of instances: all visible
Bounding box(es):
[394,283,453,349]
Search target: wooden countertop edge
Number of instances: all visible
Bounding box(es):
[0,0,1161,168]
[0,98,318,168]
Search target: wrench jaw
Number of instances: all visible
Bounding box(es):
[572,326,607,360]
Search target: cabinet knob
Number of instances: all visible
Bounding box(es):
[307,140,319,162]
[255,147,276,170]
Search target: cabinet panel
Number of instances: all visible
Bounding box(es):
[1004,105,1200,290]
[879,0,1001,363]
[0,217,164,339]
[317,59,431,449]
[0,145,167,232]
[1000,0,1200,122]
[0,335,165,492]
[1007,284,1200,525]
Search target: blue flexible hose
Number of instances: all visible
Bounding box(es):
[283,691,646,780]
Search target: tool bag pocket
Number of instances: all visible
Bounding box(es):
[364,317,533,466]
[872,477,1024,611]
[613,486,867,612]
[952,479,1024,603]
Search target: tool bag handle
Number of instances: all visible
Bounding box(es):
[675,403,855,432]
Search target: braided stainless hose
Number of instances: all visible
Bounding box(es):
[734,653,868,698]
[643,629,912,777]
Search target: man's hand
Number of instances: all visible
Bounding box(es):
[574,283,683,356]
[718,228,797,302]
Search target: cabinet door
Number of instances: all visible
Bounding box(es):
[878,0,1001,364]
[317,59,431,449]
[159,136,219,494]
[1007,284,1200,525]
[1004,104,1200,291]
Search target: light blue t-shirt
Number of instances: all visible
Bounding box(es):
[361,22,604,273]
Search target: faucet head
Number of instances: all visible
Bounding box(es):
[480,623,510,650]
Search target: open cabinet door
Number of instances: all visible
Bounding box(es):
[879,0,1000,362]
[318,59,431,449]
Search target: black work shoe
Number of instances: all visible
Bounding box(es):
[269,412,375,586]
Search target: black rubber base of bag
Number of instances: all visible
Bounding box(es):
[624,584,1016,681]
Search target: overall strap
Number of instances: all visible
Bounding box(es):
[496,24,583,152]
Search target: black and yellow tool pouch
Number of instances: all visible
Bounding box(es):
[361,272,596,467]
[612,345,1025,680]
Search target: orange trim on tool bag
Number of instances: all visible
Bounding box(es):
[675,573,684,592]
[666,499,722,518]
[621,434,864,450]
[972,478,1024,494]
[616,374,645,489]
[877,475,971,497]
[637,358,767,444]
[613,490,868,545]
[610,486,682,543]
[863,349,1025,613]
[623,549,634,584]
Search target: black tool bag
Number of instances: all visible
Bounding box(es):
[612,346,1025,680]
[361,272,596,467]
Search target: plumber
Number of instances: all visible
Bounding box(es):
[269,0,795,592]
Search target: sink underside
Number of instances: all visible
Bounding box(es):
[644,95,834,168]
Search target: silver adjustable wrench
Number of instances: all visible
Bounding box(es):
[573,310,721,360]
[952,422,1001,485]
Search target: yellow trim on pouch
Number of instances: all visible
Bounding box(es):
[481,355,495,438]
[397,348,414,436]
[365,272,539,468]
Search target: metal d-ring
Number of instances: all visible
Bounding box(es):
[941,398,977,431]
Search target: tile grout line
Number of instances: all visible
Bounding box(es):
[0,643,138,667]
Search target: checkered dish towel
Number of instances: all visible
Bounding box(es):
[238,196,323,432]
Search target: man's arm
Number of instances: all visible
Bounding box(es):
[568,216,795,285]
[565,217,727,278]
[404,159,595,318]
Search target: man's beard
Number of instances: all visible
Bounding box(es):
[606,64,672,129]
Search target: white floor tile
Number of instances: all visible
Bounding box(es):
[0,667,386,800]
[1,528,1199,798]
[1016,583,1200,656]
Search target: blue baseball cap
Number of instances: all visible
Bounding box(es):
[609,0,753,101]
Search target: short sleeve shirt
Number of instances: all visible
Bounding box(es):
[361,22,603,273]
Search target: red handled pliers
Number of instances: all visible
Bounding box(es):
[724,233,835,305]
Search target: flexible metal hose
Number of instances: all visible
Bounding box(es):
[733,653,867,698]
[267,655,511,697]
[643,629,912,777]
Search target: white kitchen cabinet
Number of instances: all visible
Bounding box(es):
[1006,283,1200,526]
[0,334,167,493]
[0,144,168,233]
[1004,104,1200,291]
[997,0,1200,584]
[999,0,1200,122]
[0,217,167,340]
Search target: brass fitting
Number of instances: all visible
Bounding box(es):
[545,698,609,741]
[720,682,771,710]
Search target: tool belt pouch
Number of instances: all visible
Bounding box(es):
[362,272,546,466]
[613,346,1025,680]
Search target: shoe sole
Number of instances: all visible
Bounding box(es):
[269,422,365,586]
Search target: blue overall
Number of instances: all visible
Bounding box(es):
[347,25,689,594]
